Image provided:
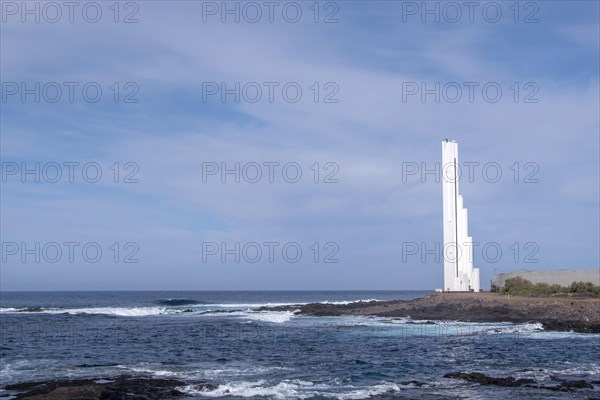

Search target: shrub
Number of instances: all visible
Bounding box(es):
[502,277,533,295]
[501,278,599,296]
[569,281,600,294]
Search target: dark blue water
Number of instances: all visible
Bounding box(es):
[1,291,599,399]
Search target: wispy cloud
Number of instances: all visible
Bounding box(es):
[1,1,598,290]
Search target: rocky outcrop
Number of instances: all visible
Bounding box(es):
[444,371,595,392]
[444,372,535,387]
[2,375,216,399]
[259,293,600,333]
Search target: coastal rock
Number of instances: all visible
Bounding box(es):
[443,372,535,387]
[260,293,600,333]
[555,379,594,391]
[399,380,427,387]
[542,320,600,334]
[444,371,595,392]
[3,375,215,399]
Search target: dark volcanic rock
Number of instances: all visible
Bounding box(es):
[259,293,600,333]
[399,380,427,387]
[555,379,594,391]
[542,320,600,334]
[443,372,535,387]
[444,371,595,392]
[3,375,215,399]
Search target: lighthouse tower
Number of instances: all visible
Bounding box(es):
[442,140,480,292]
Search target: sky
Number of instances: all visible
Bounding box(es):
[0,0,598,291]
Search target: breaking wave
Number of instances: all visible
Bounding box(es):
[156,298,208,306]
[0,306,169,317]
[178,379,404,399]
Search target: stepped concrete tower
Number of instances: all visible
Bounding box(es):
[442,140,480,292]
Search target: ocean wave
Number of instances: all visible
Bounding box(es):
[199,302,300,308]
[513,363,600,381]
[0,306,169,317]
[0,306,295,321]
[180,310,299,323]
[179,379,403,399]
[194,299,384,309]
[120,365,182,377]
[156,298,208,306]
[64,307,170,317]
[0,305,593,339]
[117,363,293,381]
[0,299,382,316]
[558,363,600,376]
[319,299,382,305]
[475,322,545,335]
[237,310,298,324]
[202,365,293,379]
[337,382,403,400]
[314,317,562,339]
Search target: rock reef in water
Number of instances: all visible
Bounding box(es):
[443,371,596,392]
[258,292,600,333]
[1,375,217,399]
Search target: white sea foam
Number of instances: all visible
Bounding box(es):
[559,364,600,375]
[202,302,301,308]
[513,363,600,381]
[314,316,593,341]
[116,363,293,382]
[66,307,170,316]
[119,365,181,377]
[286,316,589,341]
[350,317,546,332]
[0,307,169,317]
[191,299,383,309]
[336,382,402,400]
[0,306,298,321]
[0,305,592,340]
[180,379,403,399]
[0,358,71,387]
[314,299,382,305]
[237,310,297,323]
[464,322,545,336]
[201,365,292,379]
[0,299,382,317]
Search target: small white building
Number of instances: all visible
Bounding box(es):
[442,140,480,292]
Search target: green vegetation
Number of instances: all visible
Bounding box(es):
[498,277,600,296]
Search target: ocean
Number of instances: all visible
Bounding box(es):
[1,291,599,399]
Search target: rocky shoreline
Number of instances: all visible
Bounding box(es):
[0,375,216,399]
[2,372,599,399]
[2,293,599,399]
[259,292,600,333]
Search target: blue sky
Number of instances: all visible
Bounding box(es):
[1,1,598,290]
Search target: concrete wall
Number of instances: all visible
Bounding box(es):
[492,269,600,288]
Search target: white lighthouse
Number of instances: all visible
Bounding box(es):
[442,140,480,292]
